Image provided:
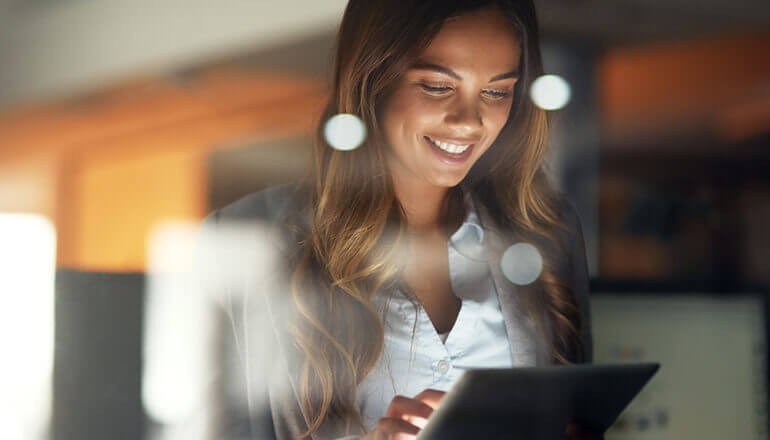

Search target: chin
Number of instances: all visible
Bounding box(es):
[430,172,468,188]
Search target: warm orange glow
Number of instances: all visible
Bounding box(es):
[600,31,770,145]
[0,70,326,159]
[0,65,327,272]
[68,149,206,271]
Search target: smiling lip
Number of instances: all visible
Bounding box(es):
[429,136,477,146]
[424,135,475,165]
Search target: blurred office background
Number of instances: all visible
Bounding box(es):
[0,0,768,439]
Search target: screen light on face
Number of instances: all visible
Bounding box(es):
[500,242,543,286]
[530,74,571,111]
[323,113,367,151]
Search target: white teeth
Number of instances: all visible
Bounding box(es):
[427,137,470,154]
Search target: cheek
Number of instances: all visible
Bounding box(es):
[382,90,443,140]
[485,103,513,137]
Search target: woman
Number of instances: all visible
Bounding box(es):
[203,0,595,438]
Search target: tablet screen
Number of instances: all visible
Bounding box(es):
[418,363,659,440]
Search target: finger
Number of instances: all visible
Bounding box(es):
[375,417,420,438]
[414,388,446,409]
[385,395,434,420]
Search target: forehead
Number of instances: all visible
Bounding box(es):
[417,8,521,72]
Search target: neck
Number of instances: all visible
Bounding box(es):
[391,174,449,234]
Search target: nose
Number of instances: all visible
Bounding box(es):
[444,97,483,139]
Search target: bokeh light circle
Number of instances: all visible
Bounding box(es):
[500,242,543,286]
[530,74,571,111]
[323,113,367,151]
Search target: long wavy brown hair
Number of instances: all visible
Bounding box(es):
[286,0,583,436]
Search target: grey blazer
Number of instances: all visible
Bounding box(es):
[200,183,593,440]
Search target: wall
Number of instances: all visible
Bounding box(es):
[0,0,346,105]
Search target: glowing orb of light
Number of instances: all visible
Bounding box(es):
[530,74,571,111]
[500,242,543,286]
[323,113,367,151]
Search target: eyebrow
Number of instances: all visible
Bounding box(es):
[411,62,519,82]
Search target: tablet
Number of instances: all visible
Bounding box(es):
[417,362,660,440]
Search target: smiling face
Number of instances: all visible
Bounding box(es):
[380,7,521,189]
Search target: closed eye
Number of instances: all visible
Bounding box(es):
[420,83,514,100]
[420,83,454,95]
[483,88,513,99]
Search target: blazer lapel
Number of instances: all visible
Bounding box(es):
[473,197,551,366]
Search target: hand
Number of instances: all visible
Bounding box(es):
[565,421,604,440]
[362,389,445,440]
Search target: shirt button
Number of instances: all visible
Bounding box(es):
[437,359,450,375]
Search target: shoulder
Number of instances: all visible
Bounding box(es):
[547,194,588,286]
[555,193,582,235]
[555,194,585,255]
[196,184,308,306]
[204,182,309,228]
[554,193,593,363]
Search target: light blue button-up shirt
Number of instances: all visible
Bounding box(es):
[356,197,530,430]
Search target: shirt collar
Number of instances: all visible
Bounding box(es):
[449,191,484,246]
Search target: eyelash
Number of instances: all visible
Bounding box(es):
[419,83,513,99]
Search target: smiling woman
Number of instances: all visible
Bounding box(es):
[382,8,520,191]
[201,1,595,439]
